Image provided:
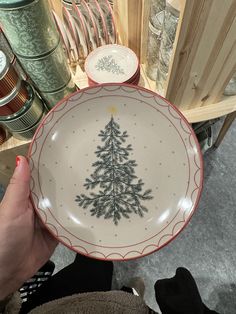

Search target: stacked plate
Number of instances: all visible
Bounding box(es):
[54,0,117,63]
[0,51,46,140]
[85,44,140,85]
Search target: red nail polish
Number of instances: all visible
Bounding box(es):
[16,156,20,167]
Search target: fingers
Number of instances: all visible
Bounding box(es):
[0,156,31,219]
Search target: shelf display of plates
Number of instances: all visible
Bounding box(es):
[52,0,117,63]
[97,0,117,43]
[88,0,109,45]
[72,2,90,56]
[28,84,203,261]
[80,0,100,48]
[52,10,70,60]
[85,44,140,84]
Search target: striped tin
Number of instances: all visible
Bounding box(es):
[12,108,46,140]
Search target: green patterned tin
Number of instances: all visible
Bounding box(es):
[0,0,59,57]
[42,78,77,109]
[17,40,71,92]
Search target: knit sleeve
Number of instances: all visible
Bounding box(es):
[1,292,21,314]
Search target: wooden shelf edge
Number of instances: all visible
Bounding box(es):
[0,136,29,153]
[141,64,236,123]
[182,96,236,123]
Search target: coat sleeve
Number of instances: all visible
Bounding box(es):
[0,293,21,314]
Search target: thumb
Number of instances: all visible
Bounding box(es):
[0,156,31,219]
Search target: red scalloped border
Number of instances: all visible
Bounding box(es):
[28,84,203,261]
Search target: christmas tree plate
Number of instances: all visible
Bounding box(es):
[85,44,139,83]
[28,84,203,261]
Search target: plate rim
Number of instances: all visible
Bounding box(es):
[28,83,204,261]
[89,0,110,44]
[84,44,140,83]
[80,0,100,47]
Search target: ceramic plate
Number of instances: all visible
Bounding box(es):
[81,0,100,47]
[29,84,203,261]
[88,0,109,44]
[73,17,88,58]
[63,7,80,58]
[63,21,79,62]
[72,2,90,53]
[97,0,116,43]
[85,44,139,83]
[52,10,70,59]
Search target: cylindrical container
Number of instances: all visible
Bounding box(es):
[0,27,14,62]
[0,0,59,57]
[12,109,45,140]
[0,51,19,98]
[0,80,29,116]
[42,78,77,109]
[156,2,179,95]
[0,83,45,131]
[12,57,28,81]
[146,0,166,80]
[17,40,71,92]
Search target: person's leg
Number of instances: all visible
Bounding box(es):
[20,254,113,313]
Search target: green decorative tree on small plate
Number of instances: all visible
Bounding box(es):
[95,55,125,75]
[75,116,153,225]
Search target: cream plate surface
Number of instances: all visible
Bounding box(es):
[29,84,203,261]
[85,44,139,83]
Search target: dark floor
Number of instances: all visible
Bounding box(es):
[43,120,236,313]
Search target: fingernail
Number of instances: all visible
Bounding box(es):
[16,156,20,167]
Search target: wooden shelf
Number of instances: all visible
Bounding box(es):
[1,64,236,155]
[1,63,235,186]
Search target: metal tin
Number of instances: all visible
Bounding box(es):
[12,109,45,140]
[0,28,14,62]
[0,0,35,9]
[12,56,28,80]
[0,80,29,116]
[0,51,20,98]
[0,83,45,131]
[0,78,21,106]
[0,0,59,57]
[42,78,77,109]
[17,40,71,92]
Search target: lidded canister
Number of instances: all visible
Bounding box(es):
[0,0,59,57]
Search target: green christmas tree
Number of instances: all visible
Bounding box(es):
[75,116,153,225]
[95,55,125,75]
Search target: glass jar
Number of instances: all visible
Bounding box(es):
[156,2,179,96]
[146,0,166,81]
